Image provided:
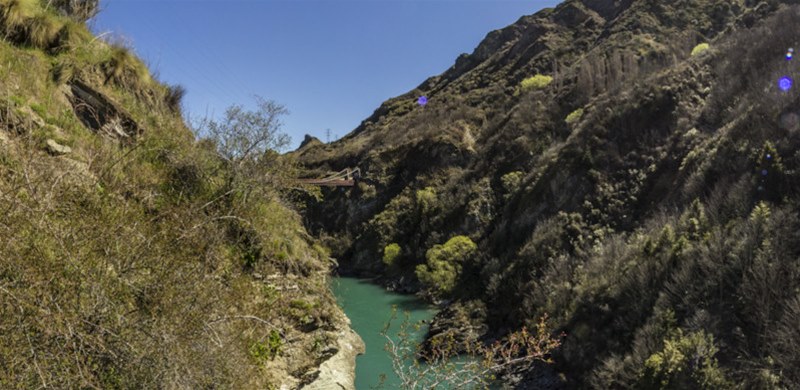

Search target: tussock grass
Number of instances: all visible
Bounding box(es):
[0,0,81,52]
[25,12,62,48]
[0,0,37,33]
[51,19,91,52]
[101,44,152,90]
[164,83,186,113]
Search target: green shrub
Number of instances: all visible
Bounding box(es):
[691,43,710,56]
[289,299,317,325]
[639,329,731,389]
[416,235,477,296]
[383,242,401,266]
[249,330,283,362]
[565,108,584,125]
[501,171,523,194]
[415,187,437,213]
[519,74,553,92]
[750,201,771,222]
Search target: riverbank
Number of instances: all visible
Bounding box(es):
[303,316,365,390]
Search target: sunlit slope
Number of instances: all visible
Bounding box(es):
[0,1,347,388]
[298,0,800,388]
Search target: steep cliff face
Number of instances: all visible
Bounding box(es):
[297,0,751,266]
[0,2,357,388]
[299,0,800,387]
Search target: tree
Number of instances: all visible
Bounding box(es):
[206,97,290,162]
[383,243,402,266]
[198,96,292,203]
[415,236,477,297]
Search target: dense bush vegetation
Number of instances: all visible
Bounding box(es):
[299,1,800,387]
[638,329,729,389]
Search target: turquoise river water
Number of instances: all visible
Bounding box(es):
[331,277,437,389]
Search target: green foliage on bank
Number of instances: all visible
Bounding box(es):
[383,242,401,266]
[416,235,477,296]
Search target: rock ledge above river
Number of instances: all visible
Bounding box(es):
[302,318,365,390]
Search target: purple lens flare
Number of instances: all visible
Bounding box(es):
[779,76,793,92]
[417,96,428,106]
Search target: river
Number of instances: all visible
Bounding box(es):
[331,277,437,389]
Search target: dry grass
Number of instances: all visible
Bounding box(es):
[0,12,343,387]
[0,0,37,33]
[25,12,62,48]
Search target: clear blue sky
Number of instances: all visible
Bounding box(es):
[92,0,560,149]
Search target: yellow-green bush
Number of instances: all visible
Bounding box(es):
[565,108,584,125]
[415,186,437,213]
[519,74,553,92]
[415,235,477,296]
[383,242,401,266]
[691,42,710,56]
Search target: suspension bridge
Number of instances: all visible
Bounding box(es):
[297,168,360,187]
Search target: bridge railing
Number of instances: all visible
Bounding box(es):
[296,168,360,187]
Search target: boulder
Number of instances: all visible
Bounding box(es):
[19,106,46,128]
[45,139,71,155]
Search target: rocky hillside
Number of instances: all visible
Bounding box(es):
[0,1,360,388]
[298,0,800,388]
